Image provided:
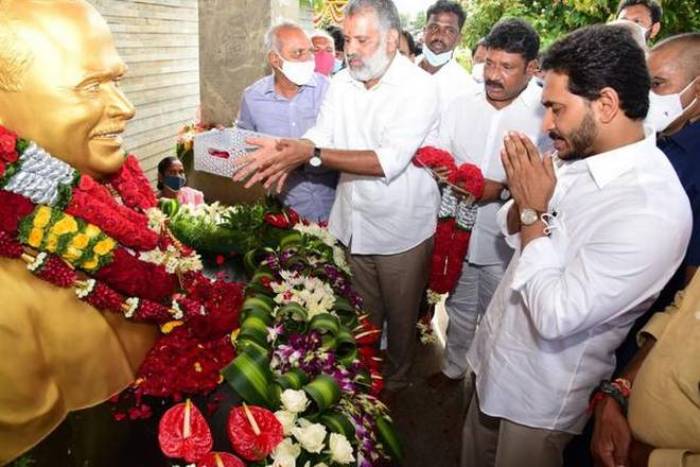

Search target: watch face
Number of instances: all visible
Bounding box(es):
[520,208,539,225]
[309,156,322,167]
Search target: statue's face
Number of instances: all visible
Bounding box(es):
[0,1,135,178]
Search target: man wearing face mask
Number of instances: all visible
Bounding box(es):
[311,30,339,77]
[612,31,700,382]
[616,0,662,44]
[417,0,474,113]
[236,22,336,223]
[233,0,440,402]
[470,37,487,83]
[427,19,549,390]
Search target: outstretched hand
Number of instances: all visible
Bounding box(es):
[232,137,313,193]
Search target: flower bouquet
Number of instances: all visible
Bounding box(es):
[155,209,400,466]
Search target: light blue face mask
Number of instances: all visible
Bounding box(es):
[423,45,453,67]
[332,58,344,74]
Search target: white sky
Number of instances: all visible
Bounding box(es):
[393,0,434,17]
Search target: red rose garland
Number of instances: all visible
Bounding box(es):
[412,147,485,335]
[0,126,244,411]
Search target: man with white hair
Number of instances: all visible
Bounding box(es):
[234,0,440,400]
[310,29,339,76]
[236,22,336,222]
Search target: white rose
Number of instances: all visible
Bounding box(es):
[274,410,297,436]
[291,419,327,454]
[280,389,309,413]
[329,433,355,464]
[271,438,301,467]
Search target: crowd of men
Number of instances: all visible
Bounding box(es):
[232,0,700,466]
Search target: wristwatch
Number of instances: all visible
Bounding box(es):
[520,208,539,226]
[309,147,322,168]
[499,187,511,201]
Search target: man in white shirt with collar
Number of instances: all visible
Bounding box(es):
[234,0,440,399]
[417,0,474,113]
[429,18,546,388]
[461,25,692,467]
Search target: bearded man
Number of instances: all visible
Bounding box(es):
[0,1,159,462]
[460,25,691,467]
[233,0,440,401]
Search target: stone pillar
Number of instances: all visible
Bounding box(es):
[194,0,301,204]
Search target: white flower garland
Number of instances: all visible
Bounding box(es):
[3,142,76,206]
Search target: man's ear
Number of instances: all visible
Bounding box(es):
[594,86,621,124]
[268,50,280,69]
[526,59,538,77]
[650,22,661,39]
[386,29,400,52]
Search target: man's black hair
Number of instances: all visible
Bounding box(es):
[616,0,663,25]
[325,25,344,52]
[542,25,650,120]
[401,29,419,56]
[484,18,540,62]
[426,0,466,31]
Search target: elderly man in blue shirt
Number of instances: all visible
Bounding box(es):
[237,22,336,222]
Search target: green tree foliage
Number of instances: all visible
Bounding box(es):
[460,0,700,50]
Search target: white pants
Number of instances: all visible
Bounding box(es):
[441,261,506,379]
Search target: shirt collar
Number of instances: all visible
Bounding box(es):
[663,119,700,153]
[584,125,657,189]
[262,72,319,96]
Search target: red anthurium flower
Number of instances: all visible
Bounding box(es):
[197,452,246,467]
[227,404,283,462]
[158,400,213,463]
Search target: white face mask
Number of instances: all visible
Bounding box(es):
[646,79,698,132]
[423,45,453,67]
[276,56,315,86]
[471,62,485,83]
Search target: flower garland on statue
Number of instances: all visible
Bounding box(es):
[412,146,485,343]
[0,125,244,413]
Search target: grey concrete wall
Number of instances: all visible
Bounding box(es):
[194,0,302,203]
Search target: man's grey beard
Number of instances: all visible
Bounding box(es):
[347,35,392,82]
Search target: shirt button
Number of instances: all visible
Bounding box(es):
[292,122,296,127]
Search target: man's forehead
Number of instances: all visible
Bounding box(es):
[542,71,570,101]
[619,5,652,21]
[486,48,525,63]
[427,11,458,26]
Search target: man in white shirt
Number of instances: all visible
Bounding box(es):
[417,0,474,113]
[234,0,440,398]
[461,25,692,467]
[429,18,545,388]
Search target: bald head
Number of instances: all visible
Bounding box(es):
[650,33,700,82]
